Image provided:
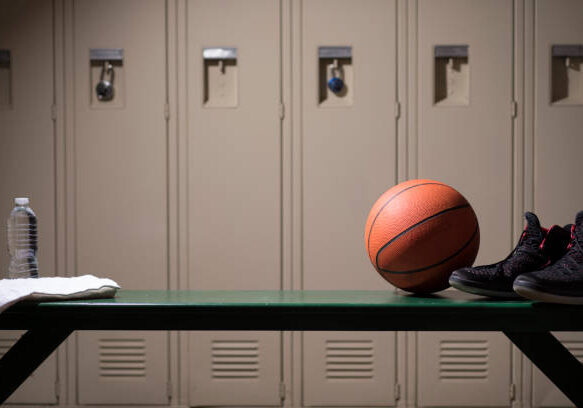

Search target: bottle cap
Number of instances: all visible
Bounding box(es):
[14,197,29,206]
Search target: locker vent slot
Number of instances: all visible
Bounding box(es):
[211,340,259,379]
[439,340,488,380]
[0,337,16,359]
[325,340,374,379]
[99,338,146,378]
[563,340,583,363]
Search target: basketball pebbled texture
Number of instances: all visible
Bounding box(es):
[365,179,480,294]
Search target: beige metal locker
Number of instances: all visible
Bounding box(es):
[416,1,513,406]
[418,332,511,407]
[301,0,397,405]
[0,0,57,404]
[186,0,282,405]
[533,0,583,228]
[72,0,169,404]
[417,0,514,265]
[531,2,583,405]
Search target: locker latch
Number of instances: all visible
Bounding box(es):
[551,44,583,104]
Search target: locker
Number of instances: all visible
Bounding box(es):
[416,1,513,406]
[533,0,583,227]
[532,1,583,405]
[301,0,397,405]
[0,0,57,404]
[72,0,169,404]
[417,0,513,265]
[186,0,282,405]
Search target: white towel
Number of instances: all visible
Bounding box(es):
[0,275,120,314]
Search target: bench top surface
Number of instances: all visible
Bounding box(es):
[36,289,531,308]
[3,290,583,331]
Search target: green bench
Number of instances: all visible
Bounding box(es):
[1,290,583,405]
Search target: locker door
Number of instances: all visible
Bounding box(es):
[416,1,513,407]
[0,0,57,404]
[301,0,397,405]
[417,0,513,265]
[532,2,583,406]
[534,0,583,228]
[73,1,169,404]
[186,0,282,405]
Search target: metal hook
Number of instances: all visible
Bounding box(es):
[99,61,114,82]
[328,60,343,81]
[96,60,115,101]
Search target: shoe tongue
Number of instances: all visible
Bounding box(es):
[522,212,545,247]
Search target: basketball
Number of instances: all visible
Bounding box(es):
[365,179,480,294]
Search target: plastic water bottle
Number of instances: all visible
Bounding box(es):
[6,197,38,279]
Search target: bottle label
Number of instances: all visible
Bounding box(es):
[15,248,35,258]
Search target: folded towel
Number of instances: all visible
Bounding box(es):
[0,275,120,314]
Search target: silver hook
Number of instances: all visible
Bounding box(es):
[328,59,343,80]
[102,61,114,84]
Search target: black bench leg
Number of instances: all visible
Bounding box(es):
[504,331,583,407]
[0,327,72,404]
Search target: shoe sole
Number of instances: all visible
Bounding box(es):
[513,283,583,305]
[449,277,521,299]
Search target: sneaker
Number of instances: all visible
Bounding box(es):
[514,211,583,304]
[449,212,571,298]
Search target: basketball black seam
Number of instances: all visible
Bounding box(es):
[375,204,474,274]
[366,182,448,264]
[379,223,479,274]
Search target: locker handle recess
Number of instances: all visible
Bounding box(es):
[90,48,124,105]
[0,49,11,107]
[551,44,583,105]
[318,46,352,106]
[434,45,469,106]
[319,47,351,95]
[203,47,238,107]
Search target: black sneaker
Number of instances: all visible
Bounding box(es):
[514,211,583,304]
[449,212,571,298]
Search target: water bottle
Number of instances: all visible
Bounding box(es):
[6,197,38,279]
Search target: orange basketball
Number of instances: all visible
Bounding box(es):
[364,179,480,294]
